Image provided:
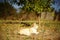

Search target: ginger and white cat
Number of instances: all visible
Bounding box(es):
[18,23,39,36]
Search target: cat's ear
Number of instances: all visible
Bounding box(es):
[33,22,36,25]
[31,23,34,27]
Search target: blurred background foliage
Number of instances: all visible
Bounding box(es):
[0,0,60,21]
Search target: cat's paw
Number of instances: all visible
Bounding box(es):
[35,32,39,34]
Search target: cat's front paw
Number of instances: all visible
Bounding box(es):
[35,32,39,34]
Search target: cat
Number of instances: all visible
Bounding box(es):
[18,23,39,36]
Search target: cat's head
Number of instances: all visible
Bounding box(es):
[33,23,38,29]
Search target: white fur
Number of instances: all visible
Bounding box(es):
[18,23,39,36]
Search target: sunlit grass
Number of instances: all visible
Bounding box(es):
[0,20,60,40]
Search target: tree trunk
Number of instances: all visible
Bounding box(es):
[54,11,60,21]
[57,12,60,21]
